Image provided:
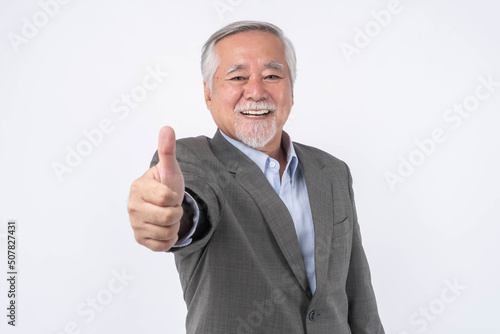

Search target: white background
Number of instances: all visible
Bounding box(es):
[1,0,499,333]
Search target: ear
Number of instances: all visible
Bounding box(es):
[203,82,212,108]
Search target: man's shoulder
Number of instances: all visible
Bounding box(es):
[176,135,212,153]
[293,141,347,168]
[175,135,221,165]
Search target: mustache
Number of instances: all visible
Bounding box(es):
[234,101,277,113]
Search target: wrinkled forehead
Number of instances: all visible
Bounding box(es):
[214,31,287,68]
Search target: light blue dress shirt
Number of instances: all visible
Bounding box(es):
[175,131,317,294]
[220,131,316,295]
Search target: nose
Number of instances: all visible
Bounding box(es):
[243,77,268,101]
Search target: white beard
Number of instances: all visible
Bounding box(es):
[234,112,277,148]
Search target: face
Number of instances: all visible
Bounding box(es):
[204,30,294,150]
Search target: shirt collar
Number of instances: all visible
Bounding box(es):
[220,130,299,181]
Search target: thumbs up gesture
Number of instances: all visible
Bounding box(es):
[128,127,186,251]
[155,126,185,205]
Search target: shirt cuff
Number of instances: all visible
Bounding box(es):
[171,191,200,248]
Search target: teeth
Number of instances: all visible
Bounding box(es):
[241,110,270,116]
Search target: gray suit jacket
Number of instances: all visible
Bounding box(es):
[151,130,384,334]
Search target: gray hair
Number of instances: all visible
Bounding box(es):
[201,21,297,92]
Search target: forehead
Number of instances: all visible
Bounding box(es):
[214,30,286,65]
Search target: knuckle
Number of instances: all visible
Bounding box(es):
[160,207,181,225]
[159,226,177,241]
[133,226,174,252]
[171,224,181,238]
[129,178,141,194]
[149,242,163,252]
[127,200,136,214]
[167,224,181,240]
[148,239,175,252]
[144,239,162,252]
[133,232,145,245]
[129,218,142,230]
[164,236,178,250]
[175,206,184,219]
[157,187,170,203]
[162,209,175,224]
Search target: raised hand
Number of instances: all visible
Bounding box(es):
[128,126,185,251]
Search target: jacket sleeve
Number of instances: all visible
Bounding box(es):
[344,163,385,334]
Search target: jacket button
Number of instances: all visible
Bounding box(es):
[309,310,320,321]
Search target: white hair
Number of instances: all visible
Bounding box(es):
[201,21,297,92]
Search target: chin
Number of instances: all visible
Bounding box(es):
[235,118,277,149]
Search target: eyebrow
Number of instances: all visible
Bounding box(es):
[264,61,284,70]
[226,64,245,75]
[225,61,285,75]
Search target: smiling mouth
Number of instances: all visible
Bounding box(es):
[239,110,272,117]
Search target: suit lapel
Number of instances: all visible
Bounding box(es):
[294,144,335,302]
[210,130,311,298]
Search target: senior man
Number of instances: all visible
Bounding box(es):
[128,21,385,333]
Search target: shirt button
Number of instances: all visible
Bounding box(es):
[269,161,276,168]
[308,310,320,321]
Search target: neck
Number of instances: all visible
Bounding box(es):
[257,133,287,178]
[258,133,283,159]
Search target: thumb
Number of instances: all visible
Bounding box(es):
[156,127,184,203]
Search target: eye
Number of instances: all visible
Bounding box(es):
[230,76,246,81]
[265,75,281,80]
